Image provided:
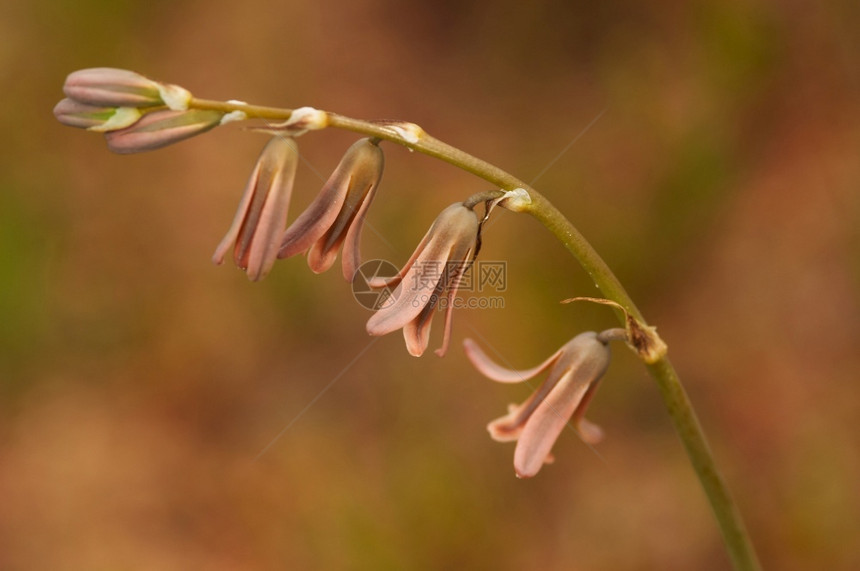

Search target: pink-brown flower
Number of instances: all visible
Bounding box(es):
[366,202,479,357]
[278,138,384,280]
[212,136,299,281]
[464,331,611,478]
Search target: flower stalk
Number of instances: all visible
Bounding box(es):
[58,75,761,571]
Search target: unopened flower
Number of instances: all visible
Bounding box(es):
[464,331,611,478]
[212,136,299,281]
[278,138,384,280]
[103,109,223,154]
[366,202,479,357]
[62,67,191,110]
[53,98,141,132]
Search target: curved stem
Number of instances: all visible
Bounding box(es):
[516,189,760,571]
[190,97,761,570]
[647,358,761,571]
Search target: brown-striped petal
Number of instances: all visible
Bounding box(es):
[212,136,298,280]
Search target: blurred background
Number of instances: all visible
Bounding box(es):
[1,0,858,569]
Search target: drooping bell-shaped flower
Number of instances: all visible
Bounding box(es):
[278,138,384,280]
[464,331,611,478]
[212,136,299,281]
[366,202,479,357]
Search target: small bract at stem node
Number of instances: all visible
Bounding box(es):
[562,296,668,364]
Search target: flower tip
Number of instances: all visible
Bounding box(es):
[577,419,604,445]
[405,339,426,358]
[514,468,533,479]
[365,308,396,337]
[365,322,382,337]
[513,448,550,479]
[487,417,520,443]
[514,452,553,478]
[402,319,434,357]
[245,268,267,282]
[211,235,233,267]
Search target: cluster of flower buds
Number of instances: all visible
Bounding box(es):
[53,68,229,153]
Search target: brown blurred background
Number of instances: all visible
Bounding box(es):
[1,0,858,569]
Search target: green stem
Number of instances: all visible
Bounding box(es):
[647,358,761,571]
[518,192,760,571]
[190,98,294,120]
[191,97,761,570]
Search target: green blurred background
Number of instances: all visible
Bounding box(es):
[2,0,859,569]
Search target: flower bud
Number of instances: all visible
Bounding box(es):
[53,98,141,131]
[103,109,223,154]
[62,68,165,108]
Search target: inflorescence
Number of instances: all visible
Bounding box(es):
[55,67,635,477]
